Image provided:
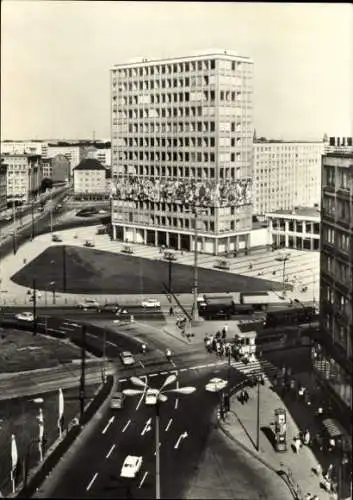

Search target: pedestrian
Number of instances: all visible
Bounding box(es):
[293,436,301,453]
[169,306,174,316]
[240,390,246,405]
[141,344,146,354]
[222,344,226,357]
[215,330,221,340]
[303,429,311,446]
[243,390,249,403]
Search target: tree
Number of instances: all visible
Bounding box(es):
[40,177,53,192]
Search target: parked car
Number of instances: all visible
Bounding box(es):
[122,245,134,254]
[97,303,120,314]
[98,209,107,214]
[141,298,161,308]
[15,312,34,322]
[77,298,100,310]
[110,392,125,410]
[120,455,143,478]
[214,259,230,270]
[96,226,106,235]
[52,234,62,242]
[120,351,135,366]
[83,240,95,247]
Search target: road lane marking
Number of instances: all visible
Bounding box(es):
[120,378,127,382]
[153,443,161,455]
[171,360,177,368]
[160,371,168,375]
[174,398,179,410]
[174,431,188,450]
[149,373,158,377]
[106,444,115,458]
[138,471,148,488]
[86,472,98,491]
[136,375,148,410]
[63,322,80,327]
[141,417,152,436]
[106,340,117,347]
[165,418,173,432]
[180,368,188,372]
[122,419,131,433]
[139,360,145,368]
[102,416,115,434]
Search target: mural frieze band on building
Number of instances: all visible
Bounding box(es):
[113,176,252,207]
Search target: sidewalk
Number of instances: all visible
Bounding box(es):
[219,376,350,500]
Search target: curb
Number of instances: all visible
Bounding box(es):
[31,374,119,498]
[162,326,191,345]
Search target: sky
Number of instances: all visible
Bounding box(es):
[1,1,352,141]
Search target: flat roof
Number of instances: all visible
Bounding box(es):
[254,140,323,144]
[265,207,320,218]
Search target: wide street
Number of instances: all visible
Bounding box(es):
[42,367,290,500]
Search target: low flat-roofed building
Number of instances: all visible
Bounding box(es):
[265,206,320,251]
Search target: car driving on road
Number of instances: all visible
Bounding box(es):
[120,455,143,478]
[77,298,100,310]
[15,312,34,322]
[145,388,159,405]
[120,351,135,366]
[83,240,95,247]
[97,303,120,314]
[141,298,161,308]
[110,392,125,409]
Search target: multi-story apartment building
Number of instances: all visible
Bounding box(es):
[41,154,70,183]
[253,139,325,216]
[110,51,254,255]
[1,140,48,158]
[1,154,43,205]
[0,162,7,211]
[73,158,108,198]
[314,136,353,432]
[47,143,86,177]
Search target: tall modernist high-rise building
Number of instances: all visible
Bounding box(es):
[314,136,353,430]
[110,51,254,255]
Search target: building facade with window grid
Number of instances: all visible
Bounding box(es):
[314,137,353,429]
[110,52,254,255]
[253,140,325,216]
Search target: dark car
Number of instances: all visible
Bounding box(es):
[97,303,120,314]
[84,240,95,247]
[52,234,62,242]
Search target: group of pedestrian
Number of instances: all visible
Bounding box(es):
[204,326,231,358]
[238,388,250,405]
[293,429,311,453]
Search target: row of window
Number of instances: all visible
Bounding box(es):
[114,165,246,179]
[117,150,246,163]
[114,90,250,105]
[115,136,248,148]
[324,165,352,190]
[324,256,352,287]
[113,59,248,78]
[114,121,250,135]
[270,219,320,234]
[323,226,351,252]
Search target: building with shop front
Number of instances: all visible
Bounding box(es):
[265,206,320,251]
[73,158,108,199]
[313,136,353,432]
[110,51,254,255]
[1,154,43,205]
[253,138,325,216]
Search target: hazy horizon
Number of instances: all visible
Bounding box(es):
[1,1,352,140]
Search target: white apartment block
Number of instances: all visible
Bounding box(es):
[253,140,325,216]
[111,51,254,255]
[73,159,107,195]
[47,144,85,177]
[1,140,48,158]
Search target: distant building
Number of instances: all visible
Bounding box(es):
[1,154,43,205]
[0,162,7,211]
[41,155,70,183]
[73,158,108,199]
[314,136,353,431]
[253,139,325,216]
[111,51,254,254]
[47,143,86,177]
[1,140,48,158]
[265,206,320,251]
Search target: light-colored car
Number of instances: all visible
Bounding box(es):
[15,312,34,322]
[120,455,143,479]
[145,388,159,406]
[98,209,107,214]
[120,351,135,366]
[77,298,100,310]
[141,298,161,308]
[110,392,125,409]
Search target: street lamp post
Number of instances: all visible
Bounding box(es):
[123,375,196,500]
[50,281,56,305]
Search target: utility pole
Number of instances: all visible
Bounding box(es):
[32,278,37,336]
[256,379,261,451]
[79,325,86,422]
[155,402,161,500]
[31,198,35,240]
[62,245,67,292]
[192,208,199,322]
[168,258,172,300]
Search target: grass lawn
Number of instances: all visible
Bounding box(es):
[0,328,82,373]
[11,245,282,295]
[0,384,100,496]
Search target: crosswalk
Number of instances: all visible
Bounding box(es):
[230,357,279,380]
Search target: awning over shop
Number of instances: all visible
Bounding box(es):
[322,418,346,438]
